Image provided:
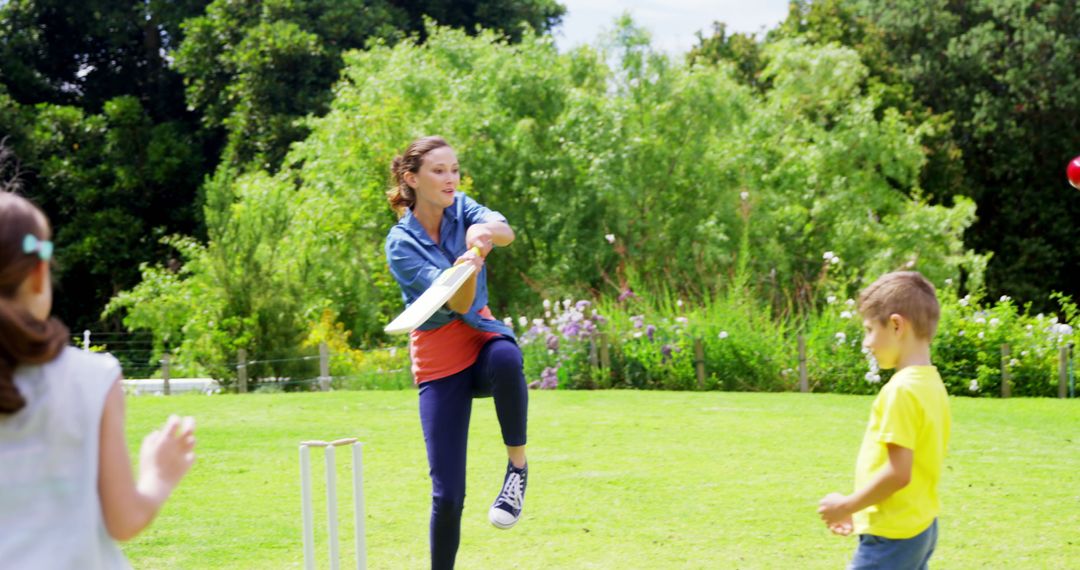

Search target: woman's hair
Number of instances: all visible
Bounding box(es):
[0,191,69,414]
[387,136,451,216]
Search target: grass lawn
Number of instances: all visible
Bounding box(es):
[122,391,1079,569]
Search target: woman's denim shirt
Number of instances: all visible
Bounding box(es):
[384,192,514,338]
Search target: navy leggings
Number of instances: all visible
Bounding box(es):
[418,338,528,570]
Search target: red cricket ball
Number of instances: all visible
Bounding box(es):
[1069,156,1080,190]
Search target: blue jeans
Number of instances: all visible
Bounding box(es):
[418,338,528,570]
[849,519,938,570]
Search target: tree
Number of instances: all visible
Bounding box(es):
[175,0,566,170]
[112,22,985,377]
[701,0,1080,309]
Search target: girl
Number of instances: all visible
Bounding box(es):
[0,190,196,568]
[385,136,529,569]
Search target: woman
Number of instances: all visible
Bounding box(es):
[384,136,529,569]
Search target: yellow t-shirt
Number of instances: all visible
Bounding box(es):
[853,365,951,538]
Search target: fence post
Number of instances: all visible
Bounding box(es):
[694,338,705,390]
[599,333,610,370]
[1060,345,1069,399]
[1070,342,1076,399]
[798,334,808,393]
[589,336,598,368]
[162,353,171,396]
[237,349,248,394]
[319,342,331,392]
[1000,344,1011,398]
[83,329,91,351]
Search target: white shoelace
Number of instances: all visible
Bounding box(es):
[496,471,524,511]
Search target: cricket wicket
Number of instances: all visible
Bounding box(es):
[300,438,366,570]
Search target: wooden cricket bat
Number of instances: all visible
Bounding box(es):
[384,247,482,335]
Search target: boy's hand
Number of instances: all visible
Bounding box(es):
[817,492,853,527]
[828,518,854,536]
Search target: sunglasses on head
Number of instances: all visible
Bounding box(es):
[23,234,54,261]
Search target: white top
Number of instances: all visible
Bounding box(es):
[0,346,131,569]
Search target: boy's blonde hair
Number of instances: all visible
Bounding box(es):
[858,271,941,340]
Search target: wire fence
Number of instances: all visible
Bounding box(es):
[81,330,412,396]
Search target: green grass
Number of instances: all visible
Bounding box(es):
[122,391,1079,569]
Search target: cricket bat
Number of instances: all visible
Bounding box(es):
[384,246,482,335]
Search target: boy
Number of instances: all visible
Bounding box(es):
[818,271,951,569]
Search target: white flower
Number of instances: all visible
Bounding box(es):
[564,298,573,310]
[1056,323,1074,336]
[504,317,513,327]
[835,332,846,343]
[845,299,855,307]
[841,311,853,319]
[545,310,551,319]
[999,295,1011,302]
[677,299,684,308]
[1009,358,1019,367]
[1050,316,1059,325]
[533,318,545,327]
[740,191,750,201]
[675,317,688,325]
[958,330,966,336]
[1021,350,1028,357]
[959,295,970,307]
[865,372,881,383]
[945,278,953,286]
[543,299,551,310]
[718,331,729,339]
[519,316,528,327]
[823,251,835,261]
[605,233,615,244]
[968,380,979,392]
[989,318,1000,327]
[827,295,837,305]
[975,317,986,324]
[977,332,985,339]
[633,331,643,339]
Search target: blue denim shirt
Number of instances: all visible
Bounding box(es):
[385,192,514,338]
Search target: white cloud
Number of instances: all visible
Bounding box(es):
[554,0,790,54]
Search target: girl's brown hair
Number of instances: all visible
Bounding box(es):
[387,136,451,216]
[0,191,69,414]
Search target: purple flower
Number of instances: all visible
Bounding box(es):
[631,315,645,329]
[561,321,580,338]
[540,366,559,389]
[594,314,607,326]
[646,324,656,342]
[546,334,560,351]
[575,300,591,312]
[580,319,597,336]
[661,344,673,361]
[618,288,636,302]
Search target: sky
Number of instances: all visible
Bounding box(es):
[552,0,791,54]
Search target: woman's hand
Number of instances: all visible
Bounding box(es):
[454,246,485,274]
[465,224,495,257]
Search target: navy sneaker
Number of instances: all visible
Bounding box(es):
[489,461,527,529]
